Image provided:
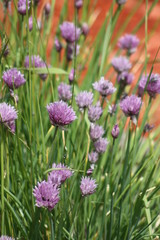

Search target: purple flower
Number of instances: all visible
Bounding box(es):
[81,23,89,36]
[69,68,74,83]
[138,74,160,98]
[60,21,81,43]
[88,101,103,122]
[0,102,18,133]
[88,151,99,163]
[58,83,72,101]
[80,176,97,196]
[120,95,142,117]
[93,77,116,97]
[46,101,76,128]
[87,164,95,176]
[2,68,26,89]
[33,181,60,211]
[111,56,131,73]
[0,236,15,240]
[75,91,93,109]
[66,43,80,61]
[55,38,62,52]
[90,123,104,141]
[75,0,83,9]
[118,34,139,54]
[94,137,109,154]
[28,16,33,31]
[111,124,120,139]
[24,55,48,80]
[18,0,30,15]
[44,3,51,19]
[48,163,72,187]
[117,71,134,87]
[116,0,127,5]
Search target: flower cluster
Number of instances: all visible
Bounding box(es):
[46,101,76,128]
[75,91,93,110]
[80,177,97,196]
[2,68,26,89]
[0,102,18,133]
[18,0,30,15]
[93,77,116,97]
[33,163,72,211]
[138,74,160,98]
[58,83,72,101]
[24,55,48,80]
[118,34,139,55]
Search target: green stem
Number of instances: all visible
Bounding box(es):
[1,128,4,234]
[49,212,54,240]
[6,135,9,190]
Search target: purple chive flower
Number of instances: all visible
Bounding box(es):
[118,34,139,54]
[69,68,74,83]
[28,16,33,31]
[111,56,131,73]
[117,72,134,87]
[33,181,60,211]
[75,91,93,109]
[2,68,26,89]
[120,95,142,117]
[116,0,127,5]
[88,151,99,163]
[94,137,109,154]
[87,164,95,176]
[138,74,160,98]
[0,236,15,240]
[58,83,72,101]
[88,101,103,122]
[60,21,81,43]
[44,3,51,19]
[81,23,89,36]
[46,101,76,128]
[80,176,97,196]
[0,102,18,133]
[48,163,72,187]
[90,123,104,141]
[55,38,62,52]
[93,77,116,97]
[108,104,117,116]
[24,55,48,80]
[111,124,120,139]
[75,0,83,9]
[66,43,80,61]
[18,0,30,15]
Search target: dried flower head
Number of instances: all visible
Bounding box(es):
[117,71,134,87]
[33,181,60,211]
[88,151,99,163]
[120,95,142,117]
[60,21,81,43]
[87,164,95,176]
[111,124,120,139]
[94,137,109,154]
[138,74,160,98]
[108,104,117,116]
[18,0,30,15]
[75,91,93,109]
[88,101,103,122]
[111,56,131,73]
[2,68,26,89]
[48,163,72,187]
[80,176,97,196]
[47,101,76,128]
[0,102,18,133]
[118,34,139,54]
[90,123,104,141]
[58,83,72,101]
[93,77,116,97]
